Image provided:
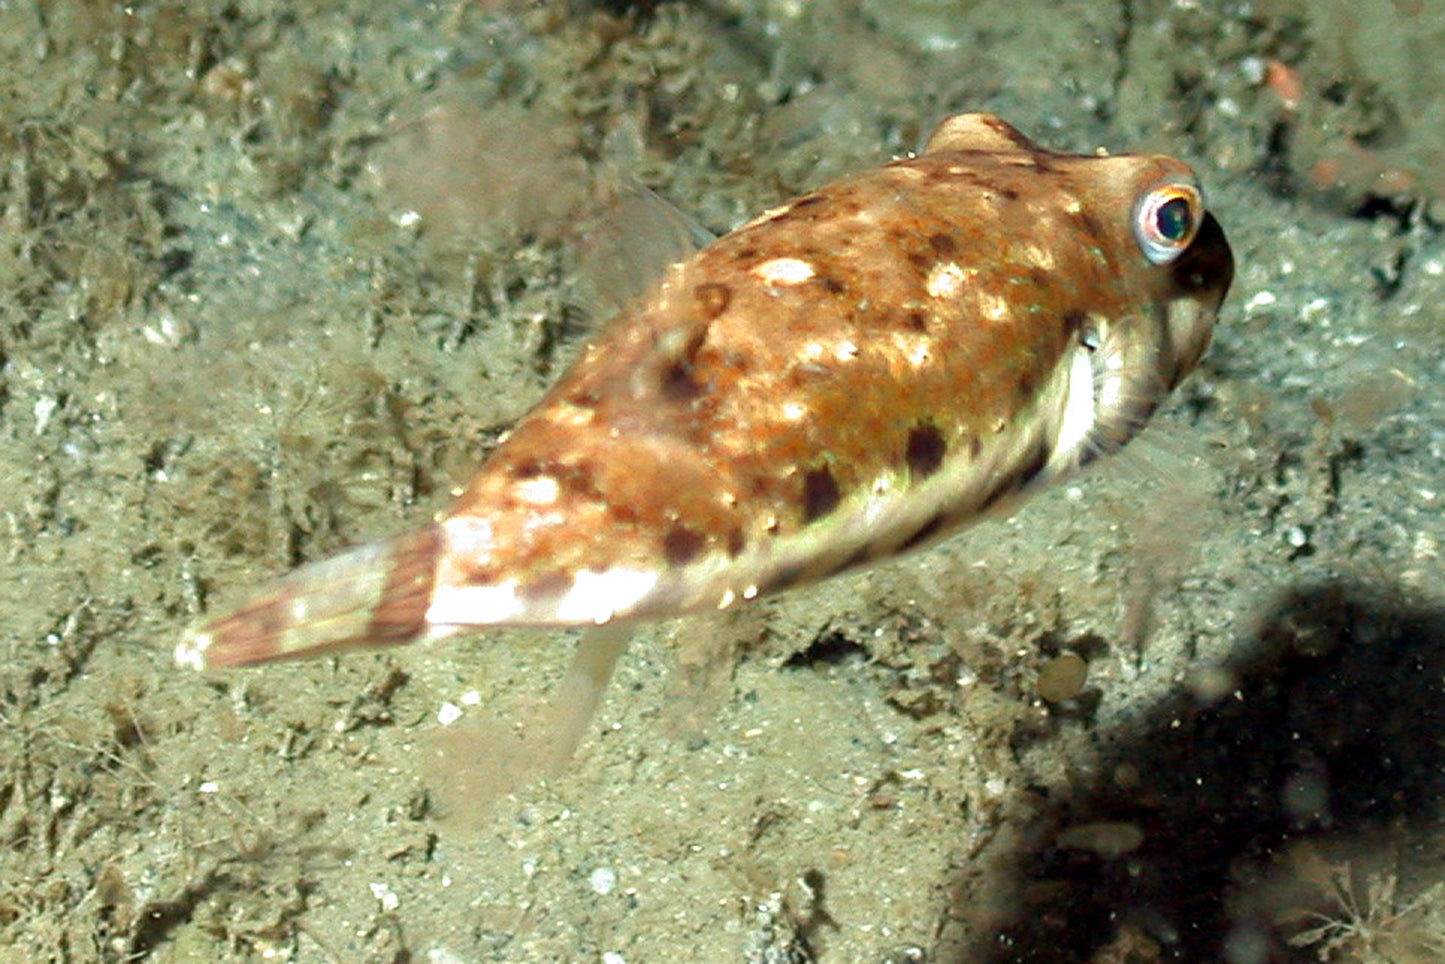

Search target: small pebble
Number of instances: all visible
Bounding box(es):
[589,866,617,895]
[1054,821,1144,859]
[1037,651,1088,703]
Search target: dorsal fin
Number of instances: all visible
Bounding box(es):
[923,112,1046,155]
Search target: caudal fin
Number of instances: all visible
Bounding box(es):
[176,525,444,670]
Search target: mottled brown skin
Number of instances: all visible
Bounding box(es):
[180,113,1232,669]
[443,117,1225,607]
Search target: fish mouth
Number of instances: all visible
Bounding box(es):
[1052,210,1234,473]
[1161,211,1234,391]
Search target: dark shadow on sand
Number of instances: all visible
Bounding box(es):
[940,580,1445,963]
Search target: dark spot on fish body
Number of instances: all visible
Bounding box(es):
[694,282,731,320]
[663,524,706,566]
[801,466,841,523]
[512,458,545,479]
[928,233,957,256]
[660,359,702,402]
[817,276,846,295]
[657,328,709,404]
[905,310,928,332]
[905,424,946,479]
[607,502,640,526]
[726,526,746,558]
[553,459,605,501]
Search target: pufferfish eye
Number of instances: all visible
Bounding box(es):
[1133,181,1203,266]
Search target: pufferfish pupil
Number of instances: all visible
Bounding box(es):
[1156,196,1194,243]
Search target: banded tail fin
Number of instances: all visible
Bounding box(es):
[177,525,444,670]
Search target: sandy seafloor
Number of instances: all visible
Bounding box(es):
[3,2,1445,962]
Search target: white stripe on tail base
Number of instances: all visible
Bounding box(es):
[177,113,1232,671]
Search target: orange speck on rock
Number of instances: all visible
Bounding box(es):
[1263,59,1301,114]
[1309,157,1343,191]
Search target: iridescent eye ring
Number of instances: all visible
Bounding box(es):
[1133,181,1202,265]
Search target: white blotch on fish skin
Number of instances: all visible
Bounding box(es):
[925,261,966,299]
[835,340,859,361]
[428,517,526,624]
[781,401,807,420]
[554,568,660,624]
[514,476,559,506]
[549,404,595,427]
[977,291,1011,323]
[1022,242,1056,271]
[427,578,524,625]
[894,335,932,367]
[753,257,816,286]
[443,515,494,556]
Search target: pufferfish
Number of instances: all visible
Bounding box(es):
[176,113,1233,672]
